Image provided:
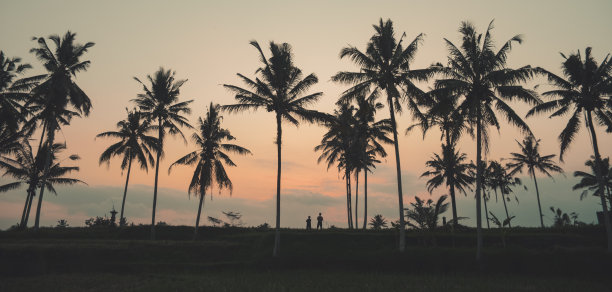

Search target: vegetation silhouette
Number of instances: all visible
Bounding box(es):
[169,103,251,239]
[573,156,612,207]
[133,67,193,240]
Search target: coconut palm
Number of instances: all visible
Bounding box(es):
[369,214,388,230]
[421,143,474,227]
[435,21,538,259]
[573,156,612,207]
[222,41,325,257]
[27,31,94,230]
[169,103,251,239]
[96,109,159,226]
[527,47,612,251]
[0,51,34,132]
[489,161,522,228]
[0,141,83,227]
[332,18,433,251]
[352,91,393,229]
[507,136,563,227]
[316,103,358,228]
[133,67,193,240]
[404,195,449,231]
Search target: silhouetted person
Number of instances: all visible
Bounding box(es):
[306,216,312,230]
[316,213,323,230]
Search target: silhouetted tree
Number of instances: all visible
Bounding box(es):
[0,51,34,132]
[488,212,514,248]
[435,21,537,259]
[222,41,325,257]
[332,18,433,251]
[133,67,193,240]
[169,103,251,239]
[573,156,612,207]
[369,214,388,230]
[528,47,612,250]
[489,161,522,228]
[97,109,159,226]
[507,137,563,227]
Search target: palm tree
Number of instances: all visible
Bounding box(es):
[527,47,612,251]
[435,21,538,259]
[0,51,34,132]
[222,41,325,257]
[352,91,393,229]
[96,109,159,226]
[0,141,83,227]
[133,67,193,240]
[507,137,563,227]
[404,195,449,231]
[421,144,474,227]
[489,161,522,228]
[316,103,357,228]
[28,31,94,230]
[169,103,251,239]
[332,18,433,251]
[573,156,612,207]
[369,214,388,230]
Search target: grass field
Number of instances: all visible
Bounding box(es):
[1,226,611,291]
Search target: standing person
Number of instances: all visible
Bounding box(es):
[316,213,323,230]
[306,216,312,230]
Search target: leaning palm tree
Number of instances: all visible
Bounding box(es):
[222,40,325,256]
[0,51,34,132]
[170,103,251,239]
[316,103,357,228]
[421,143,474,227]
[573,156,612,207]
[435,21,538,259]
[0,141,83,227]
[489,161,522,228]
[332,18,433,251]
[527,47,612,251]
[28,31,94,230]
[133,67,193,240]
[507,136,563,227]
[96,109,159,226]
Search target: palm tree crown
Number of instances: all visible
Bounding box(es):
[0,51,33,132]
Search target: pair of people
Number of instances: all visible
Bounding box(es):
[306,213,323,230]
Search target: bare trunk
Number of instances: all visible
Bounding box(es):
[24,190,34,226]
[194,188,205,240]
[20,192,31,227]
[151,120,163,240]
[387,92,405,252]
[499,189,512,228]
[532,170,544,228]
[586,111,612,252]
[120,157,132,226]
[363,170,368,229]
[475,105,483,260]
[34,127,55,230]
[355,170,359,229]
[273,113,282,257]
[346,170,353,229]
[483,189,490,229]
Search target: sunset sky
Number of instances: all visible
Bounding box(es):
[1,0,611,229]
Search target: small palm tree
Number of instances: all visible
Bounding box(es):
[332,18,434,252]
[0,141,83,227]
[573,156,612,207]
[507,136,563,227]
[27,31,94,230]
[97,109,159,225]
[169,103,251,239]
[404,195,449,231]
[421,144,474,227]
[133,67,193,240]
[0,51,34,132]
[222,41,325,257]
[369,214,388,230]
[527,48,612,250]
[489,161,522,228]
[435,21,538,259]
[488,212,514,248]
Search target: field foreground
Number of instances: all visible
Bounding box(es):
[0,226,611,291]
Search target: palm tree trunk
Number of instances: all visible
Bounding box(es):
[346,170,353,229]
[273,113,282,257]
[20,192,32,228]
[194,188,205,240]
[386,92,405,252]
[586,111,612,252]
[34,126,55,230]
[24,190,34,226]
[355,170,359,229]
[483,189,490,229]
[151,122,163,240]
[345,175,350,228]
[363,170,368,230]
[475,105,483,260]
[449,183,458,227]
[531,170,544,228]
[120,157,133,227]
[497,189,512,228]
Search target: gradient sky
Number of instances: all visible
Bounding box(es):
[1,0,611,229]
